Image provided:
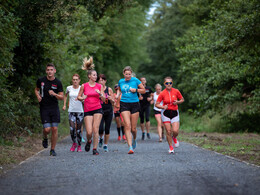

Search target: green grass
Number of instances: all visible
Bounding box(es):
[180,112,227,133]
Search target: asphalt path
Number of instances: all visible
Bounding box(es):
[0,122,260,195]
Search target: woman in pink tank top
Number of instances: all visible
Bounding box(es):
[77,57,105,155]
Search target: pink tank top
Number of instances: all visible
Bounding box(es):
[83,82,102,112]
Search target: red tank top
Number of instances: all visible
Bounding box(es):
[83,82,102,112]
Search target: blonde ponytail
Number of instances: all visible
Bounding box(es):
[82,57,95,71]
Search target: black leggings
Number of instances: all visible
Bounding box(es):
[140,105,150,124]
[99,110,113,135]
[69,112,84,145]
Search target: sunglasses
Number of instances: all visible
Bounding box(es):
[164,82,173,85]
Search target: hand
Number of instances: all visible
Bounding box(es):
[37,95,42,102]
[147,97,152,102]
[48,90,56,96]
[173,100,178,105]
[95,89,101,95]
[82,94,87,100]
[139,95,143,100]
[107,95,113,100]
[62,106,66,111]
[130,88,136,93]
[163,105,168,110]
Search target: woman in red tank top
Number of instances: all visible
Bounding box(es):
[77,57,105,155]
[156,76,184,154]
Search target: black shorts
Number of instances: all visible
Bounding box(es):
[114,111,120,118]
[120,101,140,114]
[84,108,103,117]
[154,109,161,115]
[40,107,60,124]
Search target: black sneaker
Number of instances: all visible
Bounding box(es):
[85,140,92,152]
[142,132,145,140]
[147,133,151,139]
[42,138,48,148]
[93,149,99,155]
[50,149,57,156]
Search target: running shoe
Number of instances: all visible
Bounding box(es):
[50,149,57,156]
[70,143,77,152]
[132,139,137,149]
[117,136,121,141]
[128,146,134,154]
[122,135,126,140]
[173,137,179,148]
[85,140,92,152]
[142,132,145,140]
[93,149,99,155]
[147,133,151,139]
[99,138,103,148]
[77,145,82,152]
[103,145,108,152]
[168,146,174,154]
[81,137,85,143]
[42,138,48,148]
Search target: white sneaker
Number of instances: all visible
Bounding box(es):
[168,146,175,154]
[173,137,179,148]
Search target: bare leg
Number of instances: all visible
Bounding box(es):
[172,122,179,138]
[84,116,93,141]
[121,111,132,147]
[51,127,58,150]
[92,114,103,149]
[164,123,173,147]
[145,121,150,133]
[155,115,162,140]
[130,112,139,140]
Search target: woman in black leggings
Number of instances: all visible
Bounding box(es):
[98,74,114,152]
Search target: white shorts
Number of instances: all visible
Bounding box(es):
[161,109,179,124]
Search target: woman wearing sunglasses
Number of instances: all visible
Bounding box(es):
[155,77,184,154]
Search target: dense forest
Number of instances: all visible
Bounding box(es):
[0,0,259,138]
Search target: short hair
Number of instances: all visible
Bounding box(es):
[46,63,55,69]
[164,76,173,82]
[155,83,162,89]
[72,73,80,79]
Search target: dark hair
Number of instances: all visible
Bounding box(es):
[46,63,55,69]
[98,74,107,81]
[114,84,119,89]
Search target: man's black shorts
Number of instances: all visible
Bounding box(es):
[40,107,60,124]
[120,101,140,114]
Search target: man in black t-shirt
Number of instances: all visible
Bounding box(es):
[34,63,63,156]
[139,77,153,140]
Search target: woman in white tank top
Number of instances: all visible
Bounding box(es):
[151,83,164,142]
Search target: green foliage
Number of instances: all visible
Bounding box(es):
[138,0,193,88]
[0,86,41,137]
[175,0,260,132]
[0,6,19,77]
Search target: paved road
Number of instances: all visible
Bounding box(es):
[1,123,260,195]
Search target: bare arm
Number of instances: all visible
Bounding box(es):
[173,97,184,105]
[155,101,168,110]
[77,85,86,101]
[63,93,68,111]
[108,87,115,106]
[34,87,42,102]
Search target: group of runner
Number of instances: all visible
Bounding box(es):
[34,58,184,156]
